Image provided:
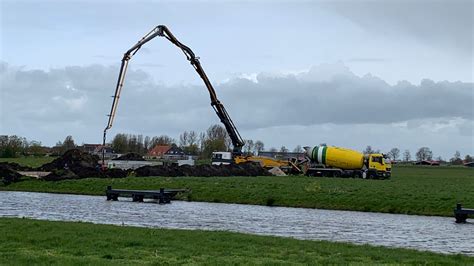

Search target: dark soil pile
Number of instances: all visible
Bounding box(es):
[0,162,24,185]
[135,162,271,177]
[40,149,99,172]
[40,149,129,181]
[0,162,33,171]
[113,153,145,161]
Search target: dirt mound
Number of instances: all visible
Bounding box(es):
[0,162,33,171]
[43,167,129,181]
[113,153,145,161]
[40,149,100,171]
[39,149,129,181]
[43,169,81,181]
[135,162,271,177]
[0,163,24,184]
[103,168,129,178]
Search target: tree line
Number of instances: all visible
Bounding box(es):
[363,145,472,165]
[109,124,267,159]
[0,132,472,164]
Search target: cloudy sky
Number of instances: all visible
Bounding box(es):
[1,0,473,159]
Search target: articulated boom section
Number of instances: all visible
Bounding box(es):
[103,25,244,163]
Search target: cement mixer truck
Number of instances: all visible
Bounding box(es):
[304,146,391,179]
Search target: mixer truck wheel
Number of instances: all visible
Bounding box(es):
[333,171,341,177]
[368,172,376,179]
[353,172,361,179]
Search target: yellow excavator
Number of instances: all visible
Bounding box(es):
[102,25,301,173]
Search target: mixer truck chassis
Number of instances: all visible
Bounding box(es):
[305,168,390,179]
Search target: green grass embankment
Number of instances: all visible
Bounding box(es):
[1,218,472,265]
[1,164,472,217]
[0,156,55,168]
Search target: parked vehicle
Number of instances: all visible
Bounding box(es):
[304,146,391,179]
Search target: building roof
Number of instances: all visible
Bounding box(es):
[93,145,114,153]
[83,144,102,147]
[148,145,171,156]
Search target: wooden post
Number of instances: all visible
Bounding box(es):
[159,188,164,204]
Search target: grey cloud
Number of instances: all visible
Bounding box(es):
[1,62,472,145]
[218,65,472,129]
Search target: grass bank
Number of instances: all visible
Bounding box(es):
[0,156,55,168]
[2,165,472,217]
[1,218,472,265]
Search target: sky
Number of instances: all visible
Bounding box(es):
[1,0,473,159]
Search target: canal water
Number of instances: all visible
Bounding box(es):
[1,191,472,256]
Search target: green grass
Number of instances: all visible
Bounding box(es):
[0,156,55,168]
[1,218,472,265]
[2,165,472,217]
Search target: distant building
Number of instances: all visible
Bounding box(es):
[464,162,474,167]
[414,160,440,166]
[81,144,102,154]
[147,144,187,160]
[147,145,172,158]
[93,145,116,159]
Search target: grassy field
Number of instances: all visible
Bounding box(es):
[1,218,472,265]
[0,156,55,168]
[1,160,472,216]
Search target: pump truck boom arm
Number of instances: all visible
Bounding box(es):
[103,25,245,160]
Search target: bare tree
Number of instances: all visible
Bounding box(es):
[179,131,189,148]
[269,147,278,152]
[403,150,411,162]
[150,135,175,147]
[416,147,433,161]
[280,146,288,153]
[293,145,303,153]
[450,151,463,165]
[254,140,264,155]
[388,148,400,161]
[363,145,374,154]
[28,141,44,156]
[188,131,198,147]
[199,132,206,153]
[143,136,151,151]
[243,139,254,155]
[201,124,230,158]
[62,135,76,153]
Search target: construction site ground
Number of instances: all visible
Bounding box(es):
[0,150,270,185]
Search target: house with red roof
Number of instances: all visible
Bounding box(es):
[147,144,186,160]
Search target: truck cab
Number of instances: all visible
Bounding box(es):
[211,152,233,165]
[367,154,391,179]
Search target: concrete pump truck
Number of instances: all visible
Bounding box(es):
[102,25,299,172]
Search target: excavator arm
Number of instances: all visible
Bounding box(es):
[103,25,244,163]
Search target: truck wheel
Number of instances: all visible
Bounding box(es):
[333,171,341,178]
[368,173,376,179]
[353,172,361,178]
